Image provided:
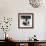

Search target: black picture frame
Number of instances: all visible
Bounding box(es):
[18,13,34,29]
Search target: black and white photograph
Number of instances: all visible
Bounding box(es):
[18,13,34,28]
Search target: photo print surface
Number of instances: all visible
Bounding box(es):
[18,13,34,28]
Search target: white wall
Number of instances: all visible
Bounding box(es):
[0,0,46,40]
[44,16,46,40]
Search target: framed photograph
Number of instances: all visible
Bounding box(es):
[18,13,34,28]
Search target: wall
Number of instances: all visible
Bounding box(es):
[0,0,46,40]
